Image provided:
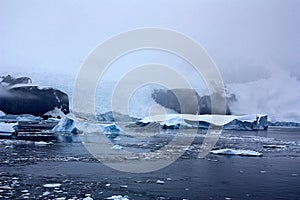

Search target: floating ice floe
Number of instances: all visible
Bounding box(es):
[112,145,123,150]
[42,191,50,196]
[43,183,62,188]
[106,195,129,200]
[156,180,165,184]
[137,114,268,130]
[263,144,286,149]
[34,141,54,146]
[101,124,121,133]
[0,122,17,133]
[210,148,262,157]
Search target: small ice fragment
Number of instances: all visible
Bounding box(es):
[210,149,262,157]
[166,178,172,181]
[263,145,286,149]
[106,195,129,200]
[120,185,128,188]
[105,183,111,187]
[225,198,232,200]
[0,185,12,190]
[112,145,123,150]
[239,170,244,173]
[55,198,66,200]
[21,190,29,193]
[291,173,298,177]
[43,191,50,196]
[83,196,93,200]
[43,183,62,188]
[260,170,266,174]
[35,141,53,146]
[156,180,165,184]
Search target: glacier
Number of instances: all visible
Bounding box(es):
[137,114,268,130]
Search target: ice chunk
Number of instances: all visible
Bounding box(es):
[83,197,93,200]
[35,141,53,146]
[106,195,129,200]
[42,191,50,196]
[210,148,262,157]
[263,144,286,149]
[101,124,120,133]
[0,122,17,133]
[156,180,165,184]
[43,183,62,188]
[52,117,80,134]
[112,145,123,150]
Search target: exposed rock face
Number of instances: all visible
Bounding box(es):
[152,89,232,115]
[0,75,69,116]
[0,75,32,86]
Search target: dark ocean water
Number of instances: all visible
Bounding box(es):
[0,127,299,199]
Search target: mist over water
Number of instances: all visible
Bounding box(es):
[2,66,299,122]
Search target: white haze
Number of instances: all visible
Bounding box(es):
[0,0,299,122]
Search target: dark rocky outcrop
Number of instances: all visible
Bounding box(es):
[152,89,232,115]
[0,75,69,116]
[0,75,32,86]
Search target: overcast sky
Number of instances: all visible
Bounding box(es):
[1,0,300,83]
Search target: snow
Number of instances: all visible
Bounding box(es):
[210,148,262,156]
[106,195,129,200]
[138,114,268,130]
[0,122,17,133]
[43,183,62,188]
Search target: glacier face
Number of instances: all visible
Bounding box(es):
[137,114,268,131]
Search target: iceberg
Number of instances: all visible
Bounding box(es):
[137,114,268,130]
[52,117,121,135]
[210,148,262,157]
[52,117,80,134]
